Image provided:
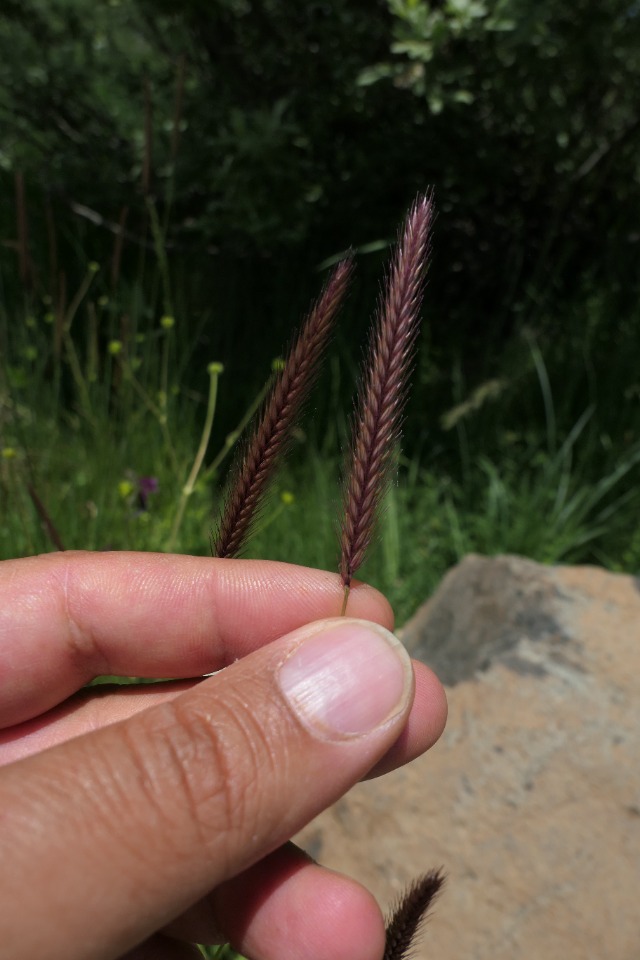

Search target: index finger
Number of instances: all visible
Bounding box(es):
[0,551,393,727]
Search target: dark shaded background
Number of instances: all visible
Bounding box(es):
[1,0,639,462]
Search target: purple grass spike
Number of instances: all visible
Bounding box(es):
[340,193,434,612]
[383,870,445,960]
[213,255,354,559]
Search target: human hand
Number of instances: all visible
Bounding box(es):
[0,551,447,960]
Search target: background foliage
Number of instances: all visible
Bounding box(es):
[2,0,640,615]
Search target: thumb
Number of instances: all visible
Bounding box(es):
[0,618,414,960]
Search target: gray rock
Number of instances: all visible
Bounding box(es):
[399,553,575,685]
[296,555,640,960]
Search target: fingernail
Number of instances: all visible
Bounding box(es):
[278,620,412,739]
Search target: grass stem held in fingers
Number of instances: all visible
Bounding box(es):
[340,193,434,613]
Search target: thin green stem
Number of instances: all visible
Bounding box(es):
[204,376,272,480]
[340,584,350,616]
[63,330,95,425]
[119,359,180,477]
[166,363,222,551]
[65,265,98,335]
[161,329,171,411]
[146,196,173,317]
[61,265,99,423]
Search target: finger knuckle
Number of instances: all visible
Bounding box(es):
[132,687,281,868]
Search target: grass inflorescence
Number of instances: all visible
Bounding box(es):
[384,870,446,960]
[339,193,433,611]
[213,256,354,559]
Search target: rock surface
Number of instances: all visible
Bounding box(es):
[296,555,640,960]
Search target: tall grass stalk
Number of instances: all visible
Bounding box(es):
[60,264,100,425]
[204,378,271,480]
[213,257,354,559]
[166,362,223,551]
[117,355,180,478]
[340,194,433,612]
[527,331,556,453]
